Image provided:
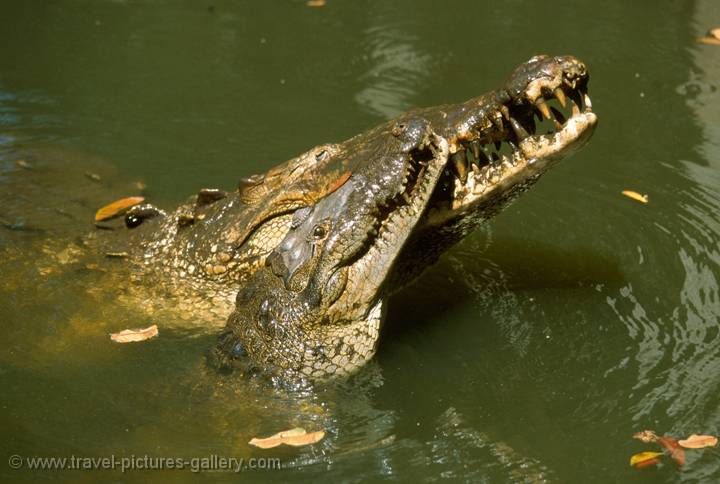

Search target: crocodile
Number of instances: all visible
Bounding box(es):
[0,55,596,379]
[211,54,597,380]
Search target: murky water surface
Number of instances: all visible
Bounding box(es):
[2,1,720,481]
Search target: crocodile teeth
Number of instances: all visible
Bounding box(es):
[583,93,592,109]
[500,105,510,120]
[536,98,552,120]
[509,117,529,140]
[451,151,468,182]
[554,88,567,107]
[471,140,480,161]
[491,114,504,130]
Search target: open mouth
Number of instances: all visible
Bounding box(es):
[364,134,443,249]
[431,57,597,217]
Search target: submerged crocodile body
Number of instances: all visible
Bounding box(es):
[1,55,596,381]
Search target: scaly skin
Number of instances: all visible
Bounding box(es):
[0,55,597,379]
[215,55,598,380]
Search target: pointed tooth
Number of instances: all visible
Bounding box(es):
[500,105,510,120]
[509,117,529,140]
[583,94,592,109]
[471,163,481,175]
[572,101,580,116]
[554,88,567,107]
[451,151,468,182]
[471,141,480,161]
[492,114,503,130]
[536,98,552,120]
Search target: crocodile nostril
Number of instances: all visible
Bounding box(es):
[391,123,406,137]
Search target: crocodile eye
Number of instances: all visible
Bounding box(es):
[312,224,327,240]
[315,149,329,162]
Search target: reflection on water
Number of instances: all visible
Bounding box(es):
[354,6,431,118]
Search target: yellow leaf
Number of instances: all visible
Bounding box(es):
[630,451,663,467]
[110,324,159,343]
[621,190,648,204]
[678,434,718,449]
[306,0,326,6]
[249,428,325,449]
[95,196,145,221]
[697,37,720,45]
[709,27,720,40]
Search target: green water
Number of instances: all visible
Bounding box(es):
[2,0,720,481]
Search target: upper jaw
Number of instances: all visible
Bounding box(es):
[424,55,597,221]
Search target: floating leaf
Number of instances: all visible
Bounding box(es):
[249,427,325,449]
[697,37,720,45]
[95,196,145,221]
[306,0,326,6]
[110,324,159,343]
[679,434,718,449]
[657,436,685,466]
[709,27,720,39]
[630,451,663,467]
[621,190,648,204]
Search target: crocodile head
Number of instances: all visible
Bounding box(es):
[215,55,597,380]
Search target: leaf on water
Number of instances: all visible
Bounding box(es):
[657,436,685,466]
[630,451,663,467]
[621,190,648,204]
[110,324,159,343]
[633,430,659,443]
[327,171,352,195]
[678,434,718,449]
[95,196,145,221]
[249,427,325,449]
[697,37,720,45]
[306,0,326,6]
[709,27,720,39]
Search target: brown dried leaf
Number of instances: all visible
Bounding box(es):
[306,0,326,6]
[678,434,718,449]
[249,427,325,449]
[630,451,663,467]
[633,430,659,443]
[697,36,720,45]
[95,196,145,221]
[621,190,648,204]
[657,436,685,466]
[110,324,159,343]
